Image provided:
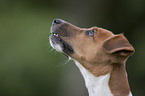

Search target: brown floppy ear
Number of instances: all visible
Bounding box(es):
[103,34,135,57]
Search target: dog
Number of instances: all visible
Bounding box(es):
[49,19,135,96]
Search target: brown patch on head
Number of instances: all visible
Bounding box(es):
[51,21,116,76]
[50,19,134,96]
[61,26,114,64]
[50,19,134,76]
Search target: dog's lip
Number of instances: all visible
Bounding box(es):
[50,33,74,55]
[51,31,58,37]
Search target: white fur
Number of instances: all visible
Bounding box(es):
[49,39,63,52]
[74,60,113,96]
[129,92,133,96]
[49,39,133,96]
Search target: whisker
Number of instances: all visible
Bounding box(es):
[56,57,72,67]
[48,48,54,53]
[54,51,58,55]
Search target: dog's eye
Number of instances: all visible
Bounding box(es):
[86,30,94,36]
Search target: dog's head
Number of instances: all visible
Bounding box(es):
[49,19,134,75]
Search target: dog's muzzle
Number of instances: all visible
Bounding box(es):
[49,19,74,55]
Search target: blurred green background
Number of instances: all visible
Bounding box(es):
[0,0,145,96]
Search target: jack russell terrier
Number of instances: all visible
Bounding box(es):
[49,19,135,96]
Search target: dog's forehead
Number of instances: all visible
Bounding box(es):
[77,26,114,37]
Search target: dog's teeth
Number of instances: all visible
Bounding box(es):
[53,33,58,37]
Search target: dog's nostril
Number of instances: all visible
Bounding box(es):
[53,19,62,24]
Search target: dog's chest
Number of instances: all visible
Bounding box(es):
[74,60,113,96]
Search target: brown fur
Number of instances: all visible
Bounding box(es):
[50,19,135,96]
[109,63,131,96]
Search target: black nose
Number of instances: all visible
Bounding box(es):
[52,19,62,25]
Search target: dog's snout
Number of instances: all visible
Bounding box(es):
[52,19,62,25]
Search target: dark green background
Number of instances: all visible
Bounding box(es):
[0,0,145,96]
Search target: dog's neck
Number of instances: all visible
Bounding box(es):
[74,60,132,96]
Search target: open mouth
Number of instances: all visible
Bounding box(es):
[52,32,58,37]
[50,31,74,55]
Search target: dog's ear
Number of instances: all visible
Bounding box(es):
[103,34,135,57]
